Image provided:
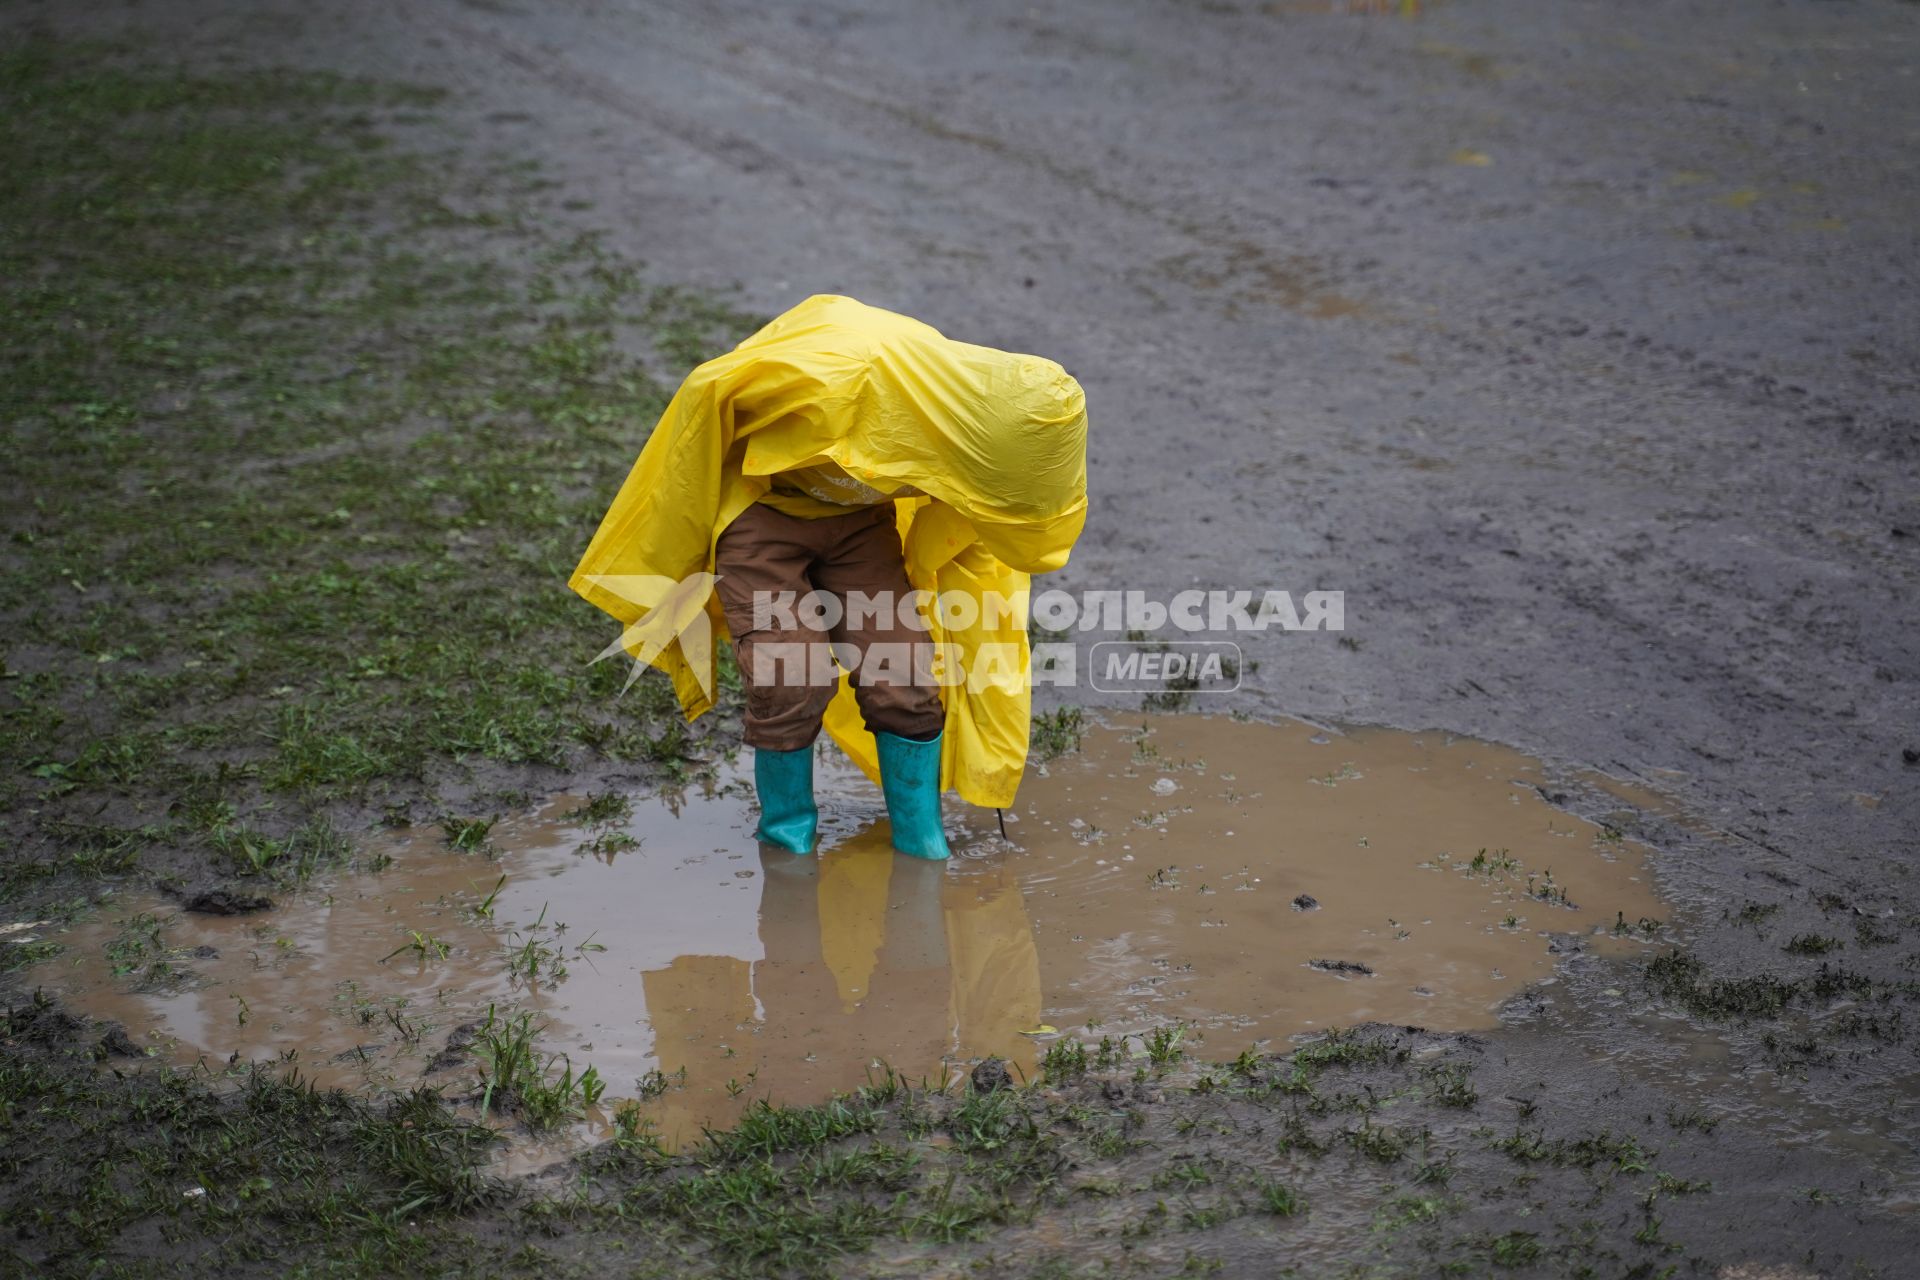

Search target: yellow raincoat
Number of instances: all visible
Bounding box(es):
[569,294,1088,807]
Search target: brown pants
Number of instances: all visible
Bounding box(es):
[714,502,946,751]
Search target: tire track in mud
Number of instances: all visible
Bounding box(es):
[445,0,1378,329]
[440,0,1920,496]
[662,0,1385,325]
[436,11,807,187]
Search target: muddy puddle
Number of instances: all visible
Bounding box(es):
[25,715,1671,1157]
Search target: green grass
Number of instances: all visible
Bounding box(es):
[0,1015,503,1274]
[1039,1036,1089,1081]
[0,43,765,1268]
[1290,1026,1401,1072]
[440,817,497,853]
[0,983,1754,1278]
[471,1006,603,1128]
[1143,1022,1187,1068]
[1420,1062,1479,1109]
[1642,948,1913,1036]
[1488,1229,1542,1267]
[0,37,759,911]
[1256,1179,1305,1216]
[1029,706,1086,761]
[0,937,65,973]
[702,1096,881,1162]
[1490,1127,1654,1174]
[567,790,632,825]
[102,912,184,987]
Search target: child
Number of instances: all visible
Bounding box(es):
[570,295,1088,859]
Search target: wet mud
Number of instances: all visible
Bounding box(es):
[28,715,1668,1153]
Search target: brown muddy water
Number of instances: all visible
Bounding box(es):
[23,715,1670,1158]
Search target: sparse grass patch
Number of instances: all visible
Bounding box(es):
[1488,1229,1542,1267]
[576,828,639,858]
[102,911,185,987]
[705,1096,881,1162]
[441,816,498,853]
[471,1005,604,1129]
[1040,1036,1089,1081]
[1646,948,1913,1035]
[569,790,633,825]
[1490,1127,1653,1175]
[1854,915,1901,948]
[0,937,63,973]
[1291,1027,1401,1072]
[1030,706,1086,761]
[1257,1179,1306,1216]
[0,1046,502,1272]
[1143,1022,1188,1068]
[1421,1061,1478,1108]
[1645,949,1798,1020]
[1663,1105,1719,1135]
[0,35,760,922]
[1343,1118,1415,1163]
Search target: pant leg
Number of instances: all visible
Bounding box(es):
[713,504,839,751]
[810,506,948,741]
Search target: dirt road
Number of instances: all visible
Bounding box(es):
[10,0,1920,1272]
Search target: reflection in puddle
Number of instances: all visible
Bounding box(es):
[29,715,1669,1154]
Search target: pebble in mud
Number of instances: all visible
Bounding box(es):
[970,1057,1013,1093]
[1291,893,1320,911]
[180,888,275,915]
[96,1022,146,1059]
[422,1020,486,1075]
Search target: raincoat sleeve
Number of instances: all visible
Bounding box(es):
[567,350,832,718]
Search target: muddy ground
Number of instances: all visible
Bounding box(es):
[2,0,1918,1276]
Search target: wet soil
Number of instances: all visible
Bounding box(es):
[5,0,1919,1271]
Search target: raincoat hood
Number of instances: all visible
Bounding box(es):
[569,294,1089,807]
[728,296,1088,570]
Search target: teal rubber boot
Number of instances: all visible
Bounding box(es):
[875,730,950,860]
[754,746,817,855]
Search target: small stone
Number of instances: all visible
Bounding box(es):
[182,889,275,916]
[444,1020,485,1051]
[970,1057,1013,1094]
[1291,894,1320,912]
[422,1049,465,1075]
[97,1022,146,1059]
[423,1020,486,1074]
